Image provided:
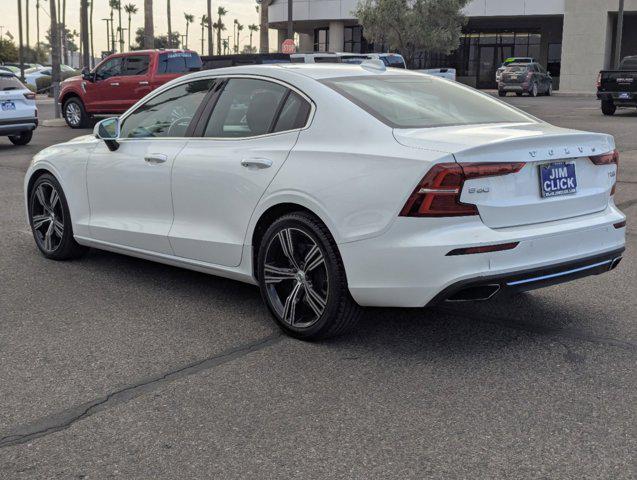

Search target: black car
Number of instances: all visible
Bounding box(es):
[498,62,553,97]
[596,56,637,115]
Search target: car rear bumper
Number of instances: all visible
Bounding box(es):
[499,84,526,92]
[0,117,38,135]
[597,91,637,106]
[339,205,626,307]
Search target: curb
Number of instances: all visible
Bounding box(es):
[41,118,67,127]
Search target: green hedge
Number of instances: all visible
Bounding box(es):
[35,70,80,95]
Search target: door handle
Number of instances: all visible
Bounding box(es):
[138,81,149,86]
[110,82,120,86]
[145,154,168,165]
[241,158,273,169]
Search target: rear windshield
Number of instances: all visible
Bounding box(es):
[620,57,637,70]
[322,75,533,128]
[0,75,25,90]
[504,66,528,72]
[157,52,202,74]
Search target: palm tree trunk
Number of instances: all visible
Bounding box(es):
[26,0,30,48]
[110,8,115,52]
[36,0,41,48]
[200,19,204,54]
[259,1,269,53]
[49,0,61,116]
[185,22,189,49]
[80,0,89,67]
[144,0,154,48]
[216,16,221,55]
[166,0,172,48]
[62,0,68,64]
[118,4,124,52]
[128,14,132,51]
[89,0,94,66]
[206,0,212,55]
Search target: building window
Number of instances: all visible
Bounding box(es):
[547,43,562,77]
[344,26,363,53]
[314,28,329,52]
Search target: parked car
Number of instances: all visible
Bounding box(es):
[290,52,406,68]
[24,63,625,339]
[59,49,202,128]
[0,65,21,75]
[498,62,552,97]
[495,57,534,84]
[24,67,52,89]
[415,68,456,81]
[596,55,637,115]
[0,72,37,145]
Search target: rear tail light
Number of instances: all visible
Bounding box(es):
[399,162,525,217]
[596,72,602,89]
[23,92,36,100]
[613,220,626,229]
[590,149,619,194]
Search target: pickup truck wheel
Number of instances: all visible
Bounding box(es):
[498,90,506,97]
[9,131,33,145]
[63,98,90,128]
[601,100,616,116]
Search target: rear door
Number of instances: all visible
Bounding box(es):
[151,51,203,90]
[169,76,312,267]
[117,54,153,109]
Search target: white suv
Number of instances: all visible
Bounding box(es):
[0,72,37,145]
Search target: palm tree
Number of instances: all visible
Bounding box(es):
[206,0,213,55]
[36,0,40,47]
[124,4,137,51]
[248,24,258,51]
[166,0,172,48]
[109,0,123,53]
[90,0,95,66]
[199,14,208,55]
[80,0,89,67]
[213,20,226,55]
[232,19,237,53]
[183,13,194,49]
[109,0,117,52]
[143,0,154,49]
[26,0,30,48]
[216,7,227,55]
[236,22,243,53]
[222,37,229,55]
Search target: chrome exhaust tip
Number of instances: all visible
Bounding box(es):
[446,284,501,302]
[610,257,622,270]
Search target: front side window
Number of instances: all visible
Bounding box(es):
[95,57,122,81]
[323,75,534,129]
[120,79,215,138]
[204,78,288,138]
[157,52,202,74]
[121,55,150,76]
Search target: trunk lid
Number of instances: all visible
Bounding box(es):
[394,123,616,228]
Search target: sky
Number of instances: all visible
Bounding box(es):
[4,0,277,55]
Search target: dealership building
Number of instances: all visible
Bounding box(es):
[268,0,637,92]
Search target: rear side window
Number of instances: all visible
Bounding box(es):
[204,78,288,138]
[157,52,203,74]
[122,55,150,75]
[0,75,25,90]
[273,92,311,132]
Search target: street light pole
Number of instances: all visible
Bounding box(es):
[287,0,293,40]
[18,0,25,82]
[102,18,111,53]
[614,0,624,69]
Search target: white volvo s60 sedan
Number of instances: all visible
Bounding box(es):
[24,62,626,339]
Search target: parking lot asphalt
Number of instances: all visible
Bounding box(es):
[0,95,635,479]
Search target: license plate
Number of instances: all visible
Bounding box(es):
[539,162,577,198]
[619,92,630,99]
[1,101,15,111]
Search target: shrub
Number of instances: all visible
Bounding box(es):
[35,70,80,96]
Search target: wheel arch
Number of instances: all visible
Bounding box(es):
[249,201,339,281]
[59,90,84,109]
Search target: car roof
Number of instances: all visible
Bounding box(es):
[189,63,419,81]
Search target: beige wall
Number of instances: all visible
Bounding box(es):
[561,0,637,92]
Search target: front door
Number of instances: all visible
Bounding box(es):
[87,78,216,254]
[169,77,313,267]
[83,55,124,113]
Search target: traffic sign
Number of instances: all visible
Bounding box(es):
[281,39,296,54]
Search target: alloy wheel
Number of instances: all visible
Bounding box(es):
[263,227,329,328]
[30,182,65,253]
[65,102,81,127]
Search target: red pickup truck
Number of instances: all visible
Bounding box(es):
[59,49,202,128]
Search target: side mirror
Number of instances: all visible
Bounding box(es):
[81,67,93,81]
[94,117,120,151]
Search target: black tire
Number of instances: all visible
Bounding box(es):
[546,83,553,96]
[498,90,506,97]
[601,100,616,116]
[63,97,90,128]
[257,212,361,340]
[515,92,523,97]
[28,173,87,260]
[8,130,33,145]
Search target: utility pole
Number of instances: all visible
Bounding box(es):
[18,0,25,82]
[36,0,40,48]
[614,0,624,68]
[287,0,293,41]
[102,18,111,53]
[50,0,61,118]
